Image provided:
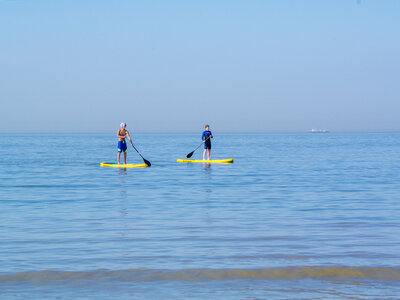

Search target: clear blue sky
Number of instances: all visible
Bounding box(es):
[1,0,399,132]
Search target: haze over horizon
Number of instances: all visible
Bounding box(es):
[1,0,399,133]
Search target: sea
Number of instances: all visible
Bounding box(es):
[0,133,399,299]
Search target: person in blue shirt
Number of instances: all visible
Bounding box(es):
[202,125,213,160]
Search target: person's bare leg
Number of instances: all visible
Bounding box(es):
[124,152,127,164]
[118,152,121,164]
[208,149,211,160]
[203,149,207,160]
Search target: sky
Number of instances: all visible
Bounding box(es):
[1,0,399,133]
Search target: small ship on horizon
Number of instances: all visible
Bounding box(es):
[309,129,329,133]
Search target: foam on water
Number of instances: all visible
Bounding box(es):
[1,267,400,282]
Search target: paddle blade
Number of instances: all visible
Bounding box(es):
[186,151,194,158]
[143,158,151,167]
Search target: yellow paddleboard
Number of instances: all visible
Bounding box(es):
[177,158,234,164]
[100,162,148,168]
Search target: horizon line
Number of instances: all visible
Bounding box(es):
[1,130,400,134]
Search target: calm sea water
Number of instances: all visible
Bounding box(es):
[0,133,400,299]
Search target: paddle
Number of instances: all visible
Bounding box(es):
[186,136,210,158]
[131,144,151,167]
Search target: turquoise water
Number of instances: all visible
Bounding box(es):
[1,133,400,299]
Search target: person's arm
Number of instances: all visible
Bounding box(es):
[202,132,205,143]
[210,131,213,138]
[126,131,133,145]
[117,129,125,139]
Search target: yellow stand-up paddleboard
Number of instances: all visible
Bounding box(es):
[100,162,148,168]
[177,158,234,164]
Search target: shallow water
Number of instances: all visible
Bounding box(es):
[0,133,399,299]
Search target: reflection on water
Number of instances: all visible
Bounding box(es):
[118,168,128,176]
[118,168,128,197]
[203,163,212,181]
[202,162,211,169]
[117,168,129,237]
[119,207,128,217]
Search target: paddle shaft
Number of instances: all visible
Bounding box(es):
[131,144,151,166]
[186,136,211,158]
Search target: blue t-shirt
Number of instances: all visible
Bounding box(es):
[202,130,213,143]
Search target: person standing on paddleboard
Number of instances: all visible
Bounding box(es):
[117,122,133,165]
[202,125,213,160]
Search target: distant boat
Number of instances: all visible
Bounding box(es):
[310,129,329,133]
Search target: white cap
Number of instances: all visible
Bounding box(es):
[120,122,126,128]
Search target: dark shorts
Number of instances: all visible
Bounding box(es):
[204,142,211,150]
[118,140,128,153]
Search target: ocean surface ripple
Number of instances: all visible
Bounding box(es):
[0,133,399,299]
